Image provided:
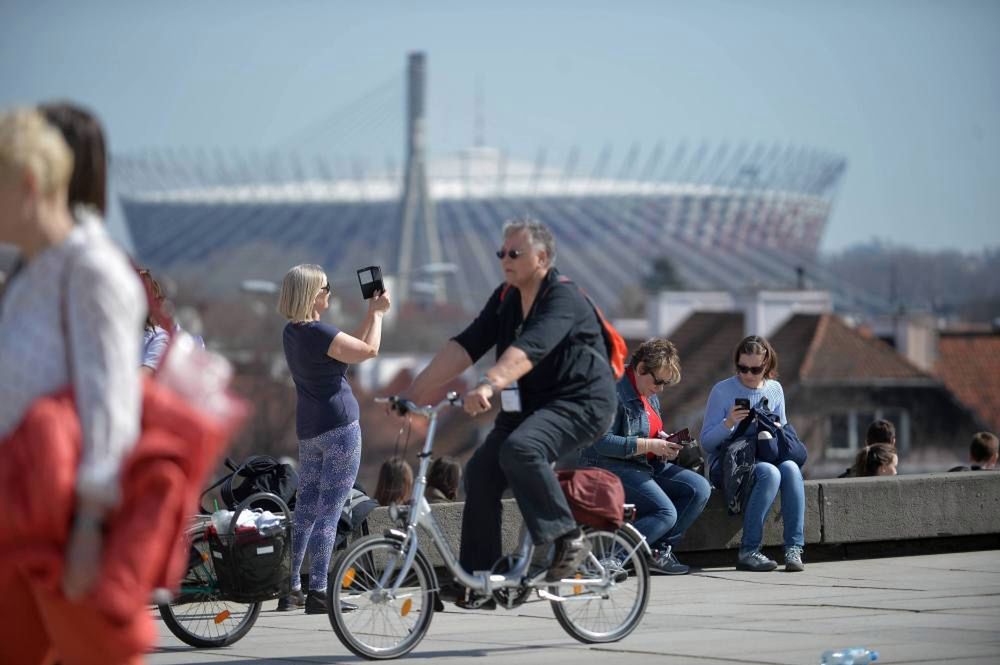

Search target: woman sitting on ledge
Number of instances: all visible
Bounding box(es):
[578,338,711,575]
[700,335,806,573]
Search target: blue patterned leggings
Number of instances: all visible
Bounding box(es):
[290,420,362,592]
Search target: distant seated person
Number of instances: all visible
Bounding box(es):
[948,431,998,472]
[374,457,414,506]
[138,268,169,373]
[425,456,462,504]
[838,419,896,478]
[851,443,898,477]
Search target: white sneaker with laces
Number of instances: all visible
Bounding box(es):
[784,545,805,572]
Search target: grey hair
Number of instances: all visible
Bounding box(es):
[502,215,556,265]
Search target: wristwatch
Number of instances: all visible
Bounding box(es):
[476,374,498,392]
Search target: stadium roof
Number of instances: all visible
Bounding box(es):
[115,143,891,317]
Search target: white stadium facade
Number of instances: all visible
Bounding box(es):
[115,54,886,317]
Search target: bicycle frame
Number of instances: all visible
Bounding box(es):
[378,394,650,602]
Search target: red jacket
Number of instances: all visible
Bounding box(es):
[0,379,240,649]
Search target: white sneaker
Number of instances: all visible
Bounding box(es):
[784,545,805,572]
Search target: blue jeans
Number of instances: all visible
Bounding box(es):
[592,460,711,550]
[741,460,804,554]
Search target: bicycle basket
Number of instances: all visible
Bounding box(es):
[206,492,292,603]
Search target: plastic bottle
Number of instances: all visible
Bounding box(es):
[819,647,879,664]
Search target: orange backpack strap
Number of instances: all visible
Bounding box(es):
[555,276,627,380]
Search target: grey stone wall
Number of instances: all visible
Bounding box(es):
[356,471,1000,565]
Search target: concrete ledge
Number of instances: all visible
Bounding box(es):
[356,472,1000,562]
[820,471,1000,543]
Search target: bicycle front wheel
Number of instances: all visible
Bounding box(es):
[157,538,260,647]
[328,534,437,660]
[550,527,650,643]
[159,599,261,648]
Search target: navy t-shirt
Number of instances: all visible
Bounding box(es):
[282,321,360,439]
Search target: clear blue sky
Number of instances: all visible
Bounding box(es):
[2,0,997,253]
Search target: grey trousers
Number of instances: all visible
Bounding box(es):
[459,399,612,572]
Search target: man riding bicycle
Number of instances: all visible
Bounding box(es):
[401,217,617,607]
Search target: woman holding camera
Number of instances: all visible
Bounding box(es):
[578,338,711,575]
[699,335,805,572]
[276,264,389,613]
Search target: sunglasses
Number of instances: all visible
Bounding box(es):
[737,364,765,375]
[642,371,671,387]
[320,283,331,293]
[496,248,525,260]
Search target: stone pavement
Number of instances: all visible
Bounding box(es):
[149,550,1000,665]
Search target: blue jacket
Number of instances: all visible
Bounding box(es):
[579,373,659,470]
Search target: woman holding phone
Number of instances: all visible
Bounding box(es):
[276,264,390,613]
[578,338,711,575]
[699,335,805,572]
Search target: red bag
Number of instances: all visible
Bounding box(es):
[557,468,625,530]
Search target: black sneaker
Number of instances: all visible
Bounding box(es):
[546,528,591,583]
[736,550,778,572]
[649,547,690,575]
[438,581,466,603]
[276,588,305,611]
[305,590,357,614]
[305,590,328,614]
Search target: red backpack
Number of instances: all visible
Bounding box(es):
[557,468,625,530]
[500,275,627,380]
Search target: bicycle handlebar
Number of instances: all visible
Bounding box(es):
[375,391,463,417]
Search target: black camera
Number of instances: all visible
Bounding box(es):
[356,266,384,300]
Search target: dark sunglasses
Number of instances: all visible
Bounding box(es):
[642,370,671,387]
[320,283,331,293]
[496,248,525,260]
[737,364,765,375]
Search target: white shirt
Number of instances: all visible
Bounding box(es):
[143,325,170,370]
[0,210,146,506]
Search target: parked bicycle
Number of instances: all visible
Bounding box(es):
[157,491,291,648]
[326,393,652,660]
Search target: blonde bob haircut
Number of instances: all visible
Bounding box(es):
[277,263,327,322]
[0,107,74,196]
[630,337,681,386]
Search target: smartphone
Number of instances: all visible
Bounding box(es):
[734,398,751,410]
[357,265,384,300]
[660,427,691,443]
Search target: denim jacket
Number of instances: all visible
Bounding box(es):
[578,374,659,470]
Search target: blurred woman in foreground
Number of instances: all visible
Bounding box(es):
[0,106,146,663]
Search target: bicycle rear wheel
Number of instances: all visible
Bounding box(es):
[157,537,261,648]
[550,527,650,643]
[328,534,437,660]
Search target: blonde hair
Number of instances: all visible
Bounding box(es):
[0,107,73,196]
[277,264,326,322]
[630,337,682,386]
